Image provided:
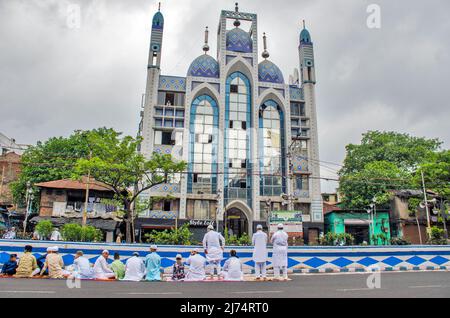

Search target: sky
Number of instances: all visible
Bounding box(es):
[0,0,449,192]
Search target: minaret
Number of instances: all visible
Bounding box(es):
[141,4,164,157]
[148,2,164,68]
[298,21,323,224]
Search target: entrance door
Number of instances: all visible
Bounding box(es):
[225,208,248,237]
[345,225,369,245]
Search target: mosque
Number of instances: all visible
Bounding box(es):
[138,3,323,243]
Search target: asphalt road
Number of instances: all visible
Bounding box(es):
[0,271,449,298]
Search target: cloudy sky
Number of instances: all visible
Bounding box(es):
[1,0,449,192]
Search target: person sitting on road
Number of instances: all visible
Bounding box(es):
[111,252,125,280]
[93,250,116,280]
[15,245,40,278]
[171,254,185,281]
[41,246,70,279]
[221,250,244,281]
[185,249,207,281]
[72,251,94,280]
[123,252,145,282]
[1,254,18,276]
[145,245,162,281]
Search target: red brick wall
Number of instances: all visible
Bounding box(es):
[0,152,21,206]
[39,189,67,217]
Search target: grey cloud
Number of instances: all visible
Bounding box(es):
[0,0,449,193]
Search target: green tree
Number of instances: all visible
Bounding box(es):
[414,150,450,200]
[339,161,411,209]
[74,129,186,243]
[34,220,54,240]
[10,128,113,207]
[339,131,442,209]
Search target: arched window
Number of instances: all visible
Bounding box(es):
[188,95,218,194]
[224,72,252,206]
[259,100,286,196]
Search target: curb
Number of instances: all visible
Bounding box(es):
[288,265,450,274]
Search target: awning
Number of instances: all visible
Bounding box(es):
[29,216,120,231]
[344,219,371,226]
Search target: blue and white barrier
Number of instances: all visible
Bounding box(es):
[1,239,449,274]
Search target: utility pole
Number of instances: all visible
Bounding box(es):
[421,170,432,238]
[82,150,93,227]
[0,165,5,200]
[440,199,448,240]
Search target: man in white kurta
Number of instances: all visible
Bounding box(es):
[185,250,207,281]
[271,224,289,280]
[72,251,94,279]
[221,250,244,281]
[123,252,145,282]
[202,225,225,278]
[252,224,268,280]
[93,250,115,279]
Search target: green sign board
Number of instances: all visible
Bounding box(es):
[269,211,303,224]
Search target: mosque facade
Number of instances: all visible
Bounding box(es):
[138,4,323,242]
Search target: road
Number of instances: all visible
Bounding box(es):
[0,271,449,298]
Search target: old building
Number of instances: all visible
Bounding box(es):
[32,177,121,242]
[138,4,323,242]
[0,152,21,210]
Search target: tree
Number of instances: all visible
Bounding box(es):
[339,131,442,209]
[340,131,441,175]
[339,161,411,209]
[11,128,113,208]
[414,150,450,200]
[74,129,186,243]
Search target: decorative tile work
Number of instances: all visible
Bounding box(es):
[292,156,308,172]
[159,76,186,92]
[289,86,304,101]
[145,210,178,219]
[187,55,220,78]
[258,60,284,84]
[150,183,180,194]
[226,28,252,53]
[2,241,450,274]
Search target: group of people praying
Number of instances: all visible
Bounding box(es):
[1,223,290,281]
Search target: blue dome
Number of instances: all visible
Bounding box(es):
[258,60,284,84]
[226,28,252,53]
[187,54,220,78]
[152,12,164,29]
[300,29,311,44]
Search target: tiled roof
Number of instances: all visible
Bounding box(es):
[35,177,113,192]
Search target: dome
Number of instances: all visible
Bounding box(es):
[152,11,164,29]
[187,54,220,78]
[258,60,284,84]
[226,28,253,53]
[300,28,311,44]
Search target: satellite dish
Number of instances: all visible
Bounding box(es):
[293,68,300,84]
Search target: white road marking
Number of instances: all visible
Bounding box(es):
[408,285,443,289]
[122,292,183,295]
[336,288,376,292]
[0,290,56,294]
[230,290,284,294]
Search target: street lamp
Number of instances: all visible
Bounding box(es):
[22,182,34,236]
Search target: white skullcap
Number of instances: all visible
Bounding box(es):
[53,246,59,252]
[207,224,214,230]
[175,254,182,259]
[46,247,52,252]
[102,249,109,254]
[277,223,284,229]
[257,224,263,230]
[150,245,158,250]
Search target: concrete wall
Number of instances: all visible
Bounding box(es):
[1,239,449,274]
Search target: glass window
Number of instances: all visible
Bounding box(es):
[260,101,285,197]
[189,95,218,194]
